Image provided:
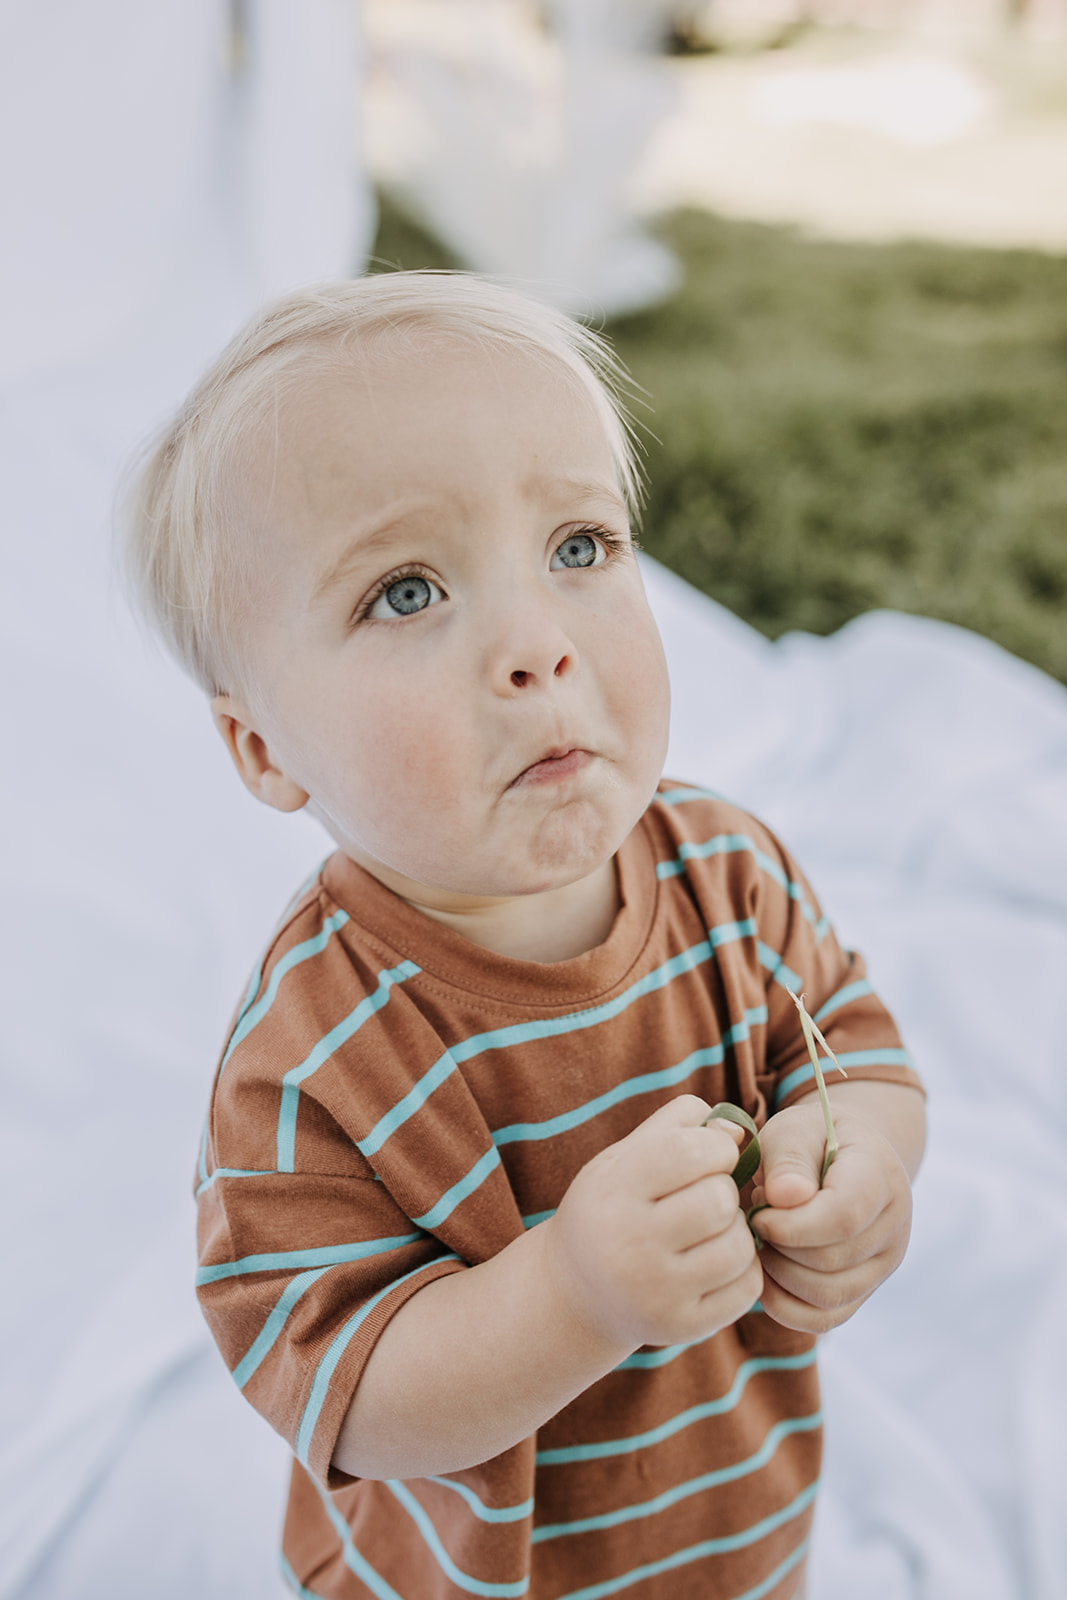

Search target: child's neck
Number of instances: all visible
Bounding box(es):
[371,857,622,964]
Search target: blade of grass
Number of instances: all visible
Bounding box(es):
[789,990,846,1182]
[703,1102,762,1189]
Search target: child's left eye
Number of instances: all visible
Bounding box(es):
[550,531,604,570]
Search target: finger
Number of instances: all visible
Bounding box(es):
[684,1212,761,1293]
[756,1268,876,1334]
[751,1155,891,1251]
[756,1110,824,1211]
[657,1171,745,1248]
[756,1200,905,1272]
[759,1233,906,1322]
[620,1098,746,1199]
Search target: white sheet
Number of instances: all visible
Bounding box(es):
[2,8,1066,1599]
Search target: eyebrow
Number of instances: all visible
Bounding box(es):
[538,477,629,516]
[308,514,421,609]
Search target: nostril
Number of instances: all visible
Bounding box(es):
[511,669,528,688]
[553,655,569,678]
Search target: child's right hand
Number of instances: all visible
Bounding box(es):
[544,1095,763,1351]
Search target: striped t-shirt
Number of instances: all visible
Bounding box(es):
[196,786,921,1600]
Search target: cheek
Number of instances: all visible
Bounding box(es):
[604,606,671,757]
[335,678,469,817]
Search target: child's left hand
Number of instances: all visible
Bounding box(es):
[749,1098,915,1333]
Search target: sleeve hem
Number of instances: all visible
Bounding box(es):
[774,1060,925,1113]
[297,1254,468,1492]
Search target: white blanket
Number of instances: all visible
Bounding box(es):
[2,8,1065,1598]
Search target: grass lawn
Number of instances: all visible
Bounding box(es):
[370,198,1067,686]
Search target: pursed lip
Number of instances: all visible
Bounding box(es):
[508,745,593,790]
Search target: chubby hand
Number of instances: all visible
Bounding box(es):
[544,1096,764,1351]
[750,1099,914,1333]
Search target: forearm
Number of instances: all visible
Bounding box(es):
[811,1078,927,1180]
[332,1219,633,1481]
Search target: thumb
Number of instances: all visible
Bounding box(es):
[756,1106,823,1210]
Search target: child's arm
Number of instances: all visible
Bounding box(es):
[750,1079,927,1333]
[332,1096,762,1480]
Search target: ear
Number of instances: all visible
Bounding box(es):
[211,695,310,813]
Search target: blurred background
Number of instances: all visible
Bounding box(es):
[361,0,1067,685]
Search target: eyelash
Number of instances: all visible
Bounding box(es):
[352,562,438,624]
[351,524,632,625]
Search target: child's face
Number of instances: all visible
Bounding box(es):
[220,337,670,907]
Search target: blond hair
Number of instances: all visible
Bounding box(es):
[119,271,645,698]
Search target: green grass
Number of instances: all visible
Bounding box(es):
[370,196,1067,684]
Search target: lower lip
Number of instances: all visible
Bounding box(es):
[512,749,591,788]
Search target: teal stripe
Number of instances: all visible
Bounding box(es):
[195,1165,275,1197]
[813,979,873,1023]
[774,1046,913,1108]
[615,1342,699,1372]
[427,1477,534,1524]
[775,1060,838,1107]
[655,831,822,934]
[732,1538,810,1600]
[276,960,420,1171]
[657,785,728,805]
[232,1267,329,1389]
[522,1208,556,1230]
[757,942,802,994]
[312,1480,407,1600]
[223,910,351,1068]
[533,1412,821,1540]
[196,1232,422,1287]
[709,916,758,948]
[751,847,817,927]
[814,914,831,942]
[494,1012,766,1149]
[387,1481,529,1597]
[835,1047,913,1070]
[536,1349,817,1464]
[279,1552,328,1600]
[412,1147,502,1230]
[655,832,754,878]
[358,1045,463,1159]
[556,1482,818,1600]
[295,1256,459,1467]
[359,936,728,1159]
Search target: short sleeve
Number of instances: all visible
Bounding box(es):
[196,1163,463,1490]
[745,821,923,1111]
[193,886,465,1491]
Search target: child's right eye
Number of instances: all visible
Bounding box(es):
[363,569,445,621]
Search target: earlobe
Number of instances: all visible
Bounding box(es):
[211,695,309,813]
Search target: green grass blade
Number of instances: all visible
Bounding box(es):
[703,1102,762,1189]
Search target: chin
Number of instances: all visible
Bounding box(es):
[522,804,623,885]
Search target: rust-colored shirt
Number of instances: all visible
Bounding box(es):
[196,787,921,1599]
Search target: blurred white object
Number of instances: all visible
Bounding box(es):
[237,0,375,304]
[0,0,373,388]
[364,0,681,316]
[755,53,994,148]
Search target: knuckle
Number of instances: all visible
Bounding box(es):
[705,1173,741,1228]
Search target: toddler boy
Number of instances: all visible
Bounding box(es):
[124,272,925,1600]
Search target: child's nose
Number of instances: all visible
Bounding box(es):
[509,654,571,690]
[488,599,577,695]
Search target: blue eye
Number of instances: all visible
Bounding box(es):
[552,532,601,570]
[367,573,443,619]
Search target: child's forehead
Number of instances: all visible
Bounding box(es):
[234,332,625,579]
[261,334,618,494]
